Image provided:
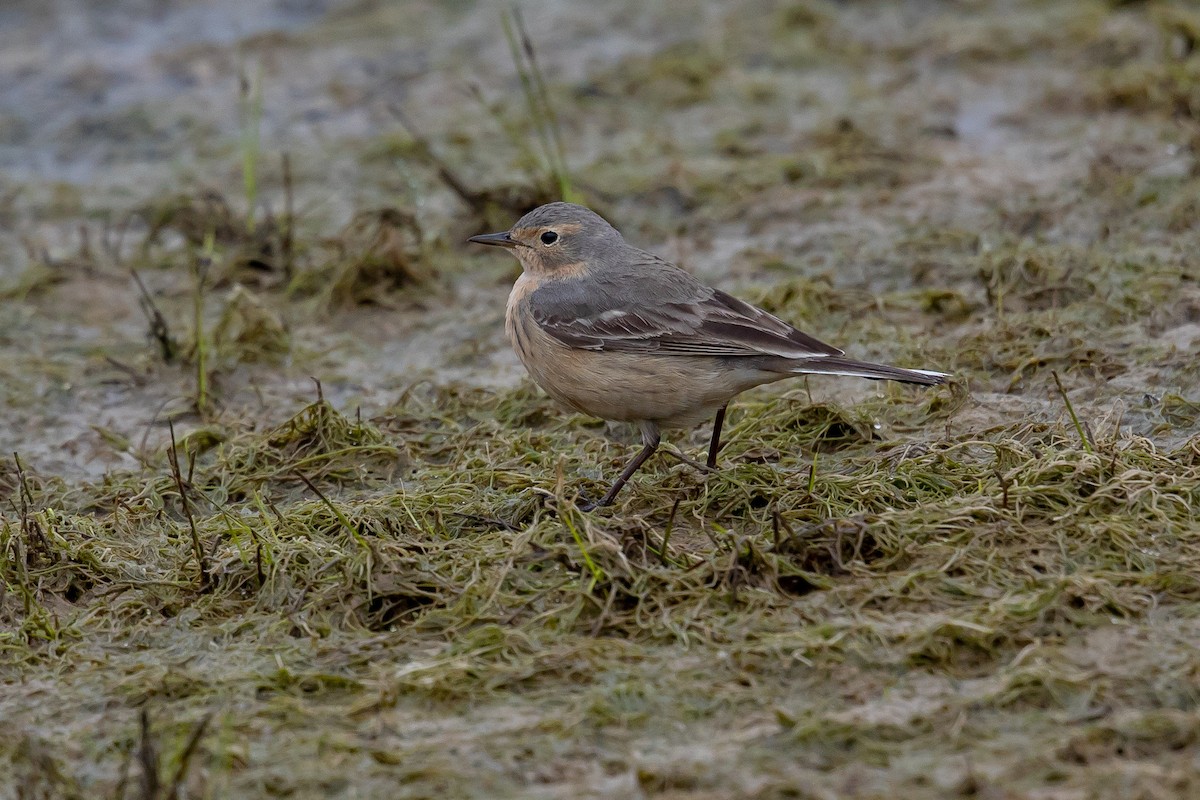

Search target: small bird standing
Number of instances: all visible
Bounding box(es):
[470,202,947,509]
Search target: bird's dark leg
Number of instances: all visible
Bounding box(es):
[579,425,661,510]
[706,404,728,469]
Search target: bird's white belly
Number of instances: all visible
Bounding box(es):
[506,290,769,428]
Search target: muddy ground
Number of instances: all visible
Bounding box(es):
[2,0,1200,798]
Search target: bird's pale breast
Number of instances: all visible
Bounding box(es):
[505,275,774,428]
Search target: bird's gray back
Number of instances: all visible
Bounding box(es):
[529,246,711,321]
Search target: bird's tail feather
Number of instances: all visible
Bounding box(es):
[790,357,949,385]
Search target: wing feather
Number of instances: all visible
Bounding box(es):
[528,255,843,360]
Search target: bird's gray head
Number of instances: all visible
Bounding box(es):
[468,202,624,277]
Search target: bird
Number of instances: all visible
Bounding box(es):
[469,202,948,509]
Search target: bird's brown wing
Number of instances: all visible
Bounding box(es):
[528,261,843,360]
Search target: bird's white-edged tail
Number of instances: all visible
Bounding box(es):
[791,356,949,385]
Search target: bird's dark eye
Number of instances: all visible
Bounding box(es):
[540,230,559,245]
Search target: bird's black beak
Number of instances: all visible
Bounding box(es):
[467,230,521,248]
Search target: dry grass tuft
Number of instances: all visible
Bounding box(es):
[314,208,433,309]
[142,191,291,288]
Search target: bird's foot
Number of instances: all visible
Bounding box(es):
[575,494,603,512]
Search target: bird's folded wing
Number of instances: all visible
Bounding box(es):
[531,286,844,359]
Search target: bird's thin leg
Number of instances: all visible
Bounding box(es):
[580,426,661,510]
[706,404,728,469]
